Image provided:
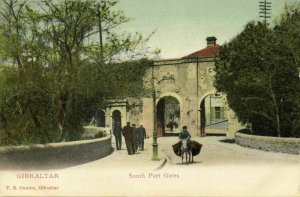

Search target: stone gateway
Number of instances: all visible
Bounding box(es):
[99,37,244,138]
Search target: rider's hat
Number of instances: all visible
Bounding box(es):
[183,126,187,129]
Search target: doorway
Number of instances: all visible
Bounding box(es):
[199,94,228,135]
[156,96,180,136]
[112,110,122,133]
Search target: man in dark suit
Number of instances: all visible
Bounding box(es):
[137,123,146,151]
[122,122,134,155]
[113,124,122,150]
[132,124,139,153]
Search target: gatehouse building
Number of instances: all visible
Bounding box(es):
[93,37,244,138]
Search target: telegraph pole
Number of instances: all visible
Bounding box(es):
[259,0,271,23]
[151,63,159,161]
[97,3,104,61]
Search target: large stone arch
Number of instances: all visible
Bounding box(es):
[140,56,245,138]
[197,90,230,135]
[156,92,183,109]
[198,90,217,109]
[156,92,183,136]
[157,92,183,128]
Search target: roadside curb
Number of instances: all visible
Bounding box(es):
[154,158,167,170]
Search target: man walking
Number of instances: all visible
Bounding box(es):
[113,124,122,150]
[122,122,134,155]
[132,124,138,153]
[137,123,146,151]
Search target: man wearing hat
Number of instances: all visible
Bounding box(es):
[122,122,134,155]
[113,123,122,150]
[137,123,146,151]
[178,126,191,144]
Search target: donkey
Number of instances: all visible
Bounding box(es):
[181,139,192,164]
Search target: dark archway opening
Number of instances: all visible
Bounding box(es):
[156,96,180,137]
[112,110,121,132]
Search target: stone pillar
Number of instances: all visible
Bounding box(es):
[121,106,127,128]
[142,97,153,137]
[189,98,198,136]
[227,108,244,138]
[105,107,111,128]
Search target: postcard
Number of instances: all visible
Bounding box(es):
[0,0,300,196]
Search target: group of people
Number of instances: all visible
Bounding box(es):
[113,122,147,155]
[113,122,192,155]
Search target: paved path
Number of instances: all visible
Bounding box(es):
[158,136,300,166]
[65,136,166,171]
[1,136,300,196]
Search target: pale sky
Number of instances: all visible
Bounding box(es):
[115,0,297,59]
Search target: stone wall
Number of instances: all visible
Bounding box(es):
[235,132,300,154]
[82,126,111,138]
[0,135,113,170]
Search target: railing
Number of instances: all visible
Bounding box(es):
[206,119,228,127]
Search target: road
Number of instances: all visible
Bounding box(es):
[1,136,300,196]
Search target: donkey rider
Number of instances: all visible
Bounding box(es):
[178,126,191,148]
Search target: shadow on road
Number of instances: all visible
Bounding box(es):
[0,147,114,171]
[174,161,202,165]
[218,139,235,144]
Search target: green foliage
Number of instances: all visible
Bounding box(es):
[0,0,154,145]
[101,59,153,98]
[164,96,180,120]
[215,14,300,137]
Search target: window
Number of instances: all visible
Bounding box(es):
[215,107,221,119]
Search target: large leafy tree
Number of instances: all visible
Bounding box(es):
[0,0,153,145]
[274,4,300,137]
[215,16,300,137]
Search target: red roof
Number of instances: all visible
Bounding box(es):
[183,44,220,58]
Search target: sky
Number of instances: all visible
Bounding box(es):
[115,0,297,59]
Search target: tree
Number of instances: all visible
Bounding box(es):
[214,20,300,137]
[0,0,154,145]
[274,4,300,137]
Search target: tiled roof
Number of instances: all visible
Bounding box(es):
[183,44,220,58]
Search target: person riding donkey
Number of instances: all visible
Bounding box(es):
[178,126,191,148]
[173,126,202,163]
[178,126,192,163]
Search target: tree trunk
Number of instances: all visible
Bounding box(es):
[29,107,42,129]
[269,75,281,137]
[58,89,69,132]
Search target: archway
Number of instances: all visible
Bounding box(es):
[199,93,228,136]
[156,96,181,137]
[112,110,122,134]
